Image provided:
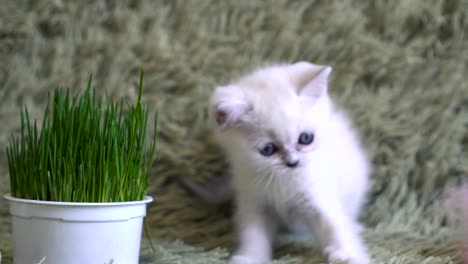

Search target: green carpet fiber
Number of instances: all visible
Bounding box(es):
[0,0,467,263]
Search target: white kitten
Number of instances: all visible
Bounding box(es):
[185,62,371,264]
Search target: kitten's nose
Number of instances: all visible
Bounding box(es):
[286,160,299,168]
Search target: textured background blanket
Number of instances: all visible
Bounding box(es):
[0,1,467,263]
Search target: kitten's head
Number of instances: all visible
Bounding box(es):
[210,62,333,172]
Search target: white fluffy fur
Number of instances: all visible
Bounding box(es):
[210,62,371,264]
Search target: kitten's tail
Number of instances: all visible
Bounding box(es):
[177,172,233,205]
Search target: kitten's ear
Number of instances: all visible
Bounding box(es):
[288,61,332,98]
[210,85,250,128]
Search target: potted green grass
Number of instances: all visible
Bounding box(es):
[4,72,157,264]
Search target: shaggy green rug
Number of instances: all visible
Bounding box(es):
[0,0,467,263]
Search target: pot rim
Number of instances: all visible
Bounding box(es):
[3,193,153,207]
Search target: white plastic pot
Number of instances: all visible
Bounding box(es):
[4,194,153,264]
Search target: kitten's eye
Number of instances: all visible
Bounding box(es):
[298,132,314,145]
[259,143,277,156]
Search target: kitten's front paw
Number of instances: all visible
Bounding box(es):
[229,255,270,264]
[324,245,370,264]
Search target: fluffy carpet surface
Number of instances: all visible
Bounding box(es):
[0,0,467,263]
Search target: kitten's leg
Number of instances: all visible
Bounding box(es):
[302,193,370,264]
[229,196,277,264]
